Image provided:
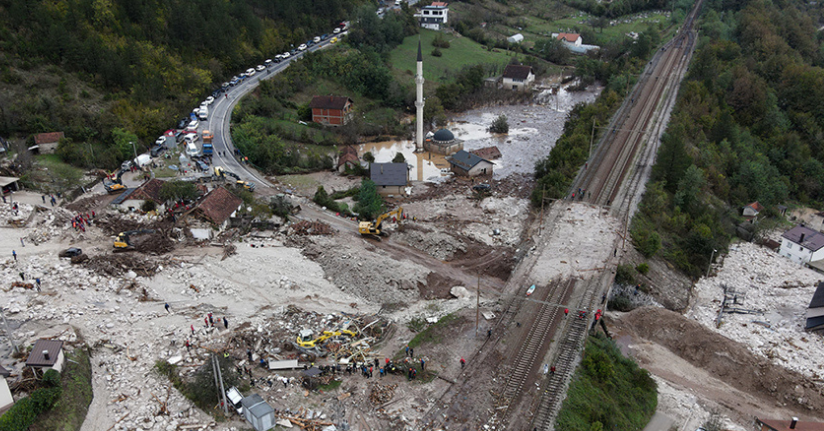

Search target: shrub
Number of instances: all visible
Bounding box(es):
[392,152,406,163]
[632,228,661,258]
[636,262,650,275]
[431,48,443,57]
[0,386,62,431]
[488,114,509,134]
[432,34,451,48]
[141,200,157,213]
[313,186,352,216]
[615,264,636,286]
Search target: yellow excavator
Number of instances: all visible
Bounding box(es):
[113,229,155,250]
[104,169,126,194]
[358,207,403,236]
[296,327,358,349]
[213,166,256,192]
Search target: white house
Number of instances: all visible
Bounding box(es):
[555,32,582,47]
[806,282,824,332]
[507,33,524,44]
[448,150,494,177]
[419,2,449,30]
[0,365,12,414]
[502,64,535,90]
[26,339,65,374]
[779,225,824,265]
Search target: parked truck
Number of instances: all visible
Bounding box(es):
[202,143,213,156]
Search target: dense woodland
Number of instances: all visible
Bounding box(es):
[631,0,824,277]
[0,0,367,169]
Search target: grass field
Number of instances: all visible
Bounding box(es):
[30,349,93,431]
[35,154,86,178]
[389,29,515,84]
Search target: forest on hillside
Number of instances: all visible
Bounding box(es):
[630,0,824,277]
[0,0,366,169]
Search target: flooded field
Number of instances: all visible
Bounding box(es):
[452,84,602,178]
[358,84,602,181]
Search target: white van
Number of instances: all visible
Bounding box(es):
[185,120,199,132]
[198,107,208,121]
[226,387,243,415]
[186,142,199,158]
[183,133,198,144]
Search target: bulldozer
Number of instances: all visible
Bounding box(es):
[358,207,403,236]
[295,327,358,349]
[213,166,256,192]
[113,229,156,250]
[104,169,126,194]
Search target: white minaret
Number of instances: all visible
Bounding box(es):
[415,40,425,152]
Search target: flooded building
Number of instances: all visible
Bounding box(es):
[447,150,494,177]
[502,64,535,91]
[371,162,409,195]
[424,128,463,155]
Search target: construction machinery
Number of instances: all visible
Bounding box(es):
[113,229,156,250]
[213,166,256,192]
[104,170,126,194]
[295,327,358,349]
[358,207,403,236]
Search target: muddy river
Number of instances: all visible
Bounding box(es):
[359,84,602,181]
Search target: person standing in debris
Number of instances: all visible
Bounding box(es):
[19,272,25,281]
[165,303,171,313]
[374,358,379,369]
[259,358,266,368]
[550,366,556,375]
[185,340,190,351]
[564,308,569,317]
[20,237,24,247]
[191,325,195,335]
[35,278,41,292]
[410,347,414,358]
[460,357,466,368]
[204,317,209,327]
[247,349,253,362]
[41,195,45,204]
[223,317,228,329]
[420,358,425,371]
[12,250,16,261]
[405,345,409,357]
[368,366,373,378]
[487,329,492,339]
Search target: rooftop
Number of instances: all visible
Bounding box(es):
[425,2,449,8]
[471,146,502,160]
[309,96,353,110]
[810,282,824,309]
[757,418,824,431]
[131,179,166,203]
[503,64,533,80]
[193,186,243,225]
[0,364,9,377]
[782,225,824,252]
[432,129,455,142]
[33,132,65,145]
[557,32,581,43]
[241,393,274,419]
[371,163,408,187]
[26,339,63,367]
[448,150,493,171]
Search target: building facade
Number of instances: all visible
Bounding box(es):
[371,163,408,196]
[502,64,535,90]
[448,150,494,177]
[419,2,449,30]
[309,96,354,126]
[779,225,824,264]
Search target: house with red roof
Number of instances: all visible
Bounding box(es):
[757,417,824,431]
[186,186,243,230]
[309,96,354,126]
[33,131,65,154]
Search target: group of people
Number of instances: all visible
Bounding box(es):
[71,212,95,232]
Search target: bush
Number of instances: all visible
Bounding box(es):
[488,114,509,134]
[615,264,636,286]
[636,262,650,275]
[632,228,661,258]
[313,186,352,215]
[431,48,443,57]
[432,34,451,48]
[392,152,406,163]
[141,200,157,213]
[0,386,62,431]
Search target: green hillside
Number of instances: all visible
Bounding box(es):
[0,0,366,169]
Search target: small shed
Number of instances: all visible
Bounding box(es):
[371,163,408,196]
[507,33,524,44]
[337,146,360,173]
[0,176,21,196]
[33,132,64,155]
[0,364,12,414]
[806,282,824,333]
[241,393,276,431]
[447,150,494,177]
[26,339,64,374]
[114,179,166,212]
[301,367,324,390]
[743,201,764,222]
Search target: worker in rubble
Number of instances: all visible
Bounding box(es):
[420,358,425,370]
[460,357,466,368]
[374,358,379,369]
[223,316,228,329]
[259,357,266,368]
[247,349,253,362]
[165,303,170,313]
[410,347,414,357]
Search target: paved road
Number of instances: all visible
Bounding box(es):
[203,34,346,190]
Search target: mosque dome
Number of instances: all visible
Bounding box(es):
[433,129,455,142]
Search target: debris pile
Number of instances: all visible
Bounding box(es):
[369,382,398,404]
[688,241,824,380]
[396,227,467,261]
[83,254,163,277]
[291,220,333,236]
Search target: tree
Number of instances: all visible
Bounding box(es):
[112,128,139,162]
[363,152,375,163]
[48,164,84,197]
[392,152,406,163]
[159,180,199,202]
[488,114,509,134]
[674,165,706,216]
[354,179,384,220]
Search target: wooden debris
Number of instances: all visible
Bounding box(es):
[189,284,200,293]
[291,220,333,236]
[369,382,398,405]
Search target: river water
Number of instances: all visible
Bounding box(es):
[358,83,602,181]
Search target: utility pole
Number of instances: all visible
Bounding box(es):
[589,118,596,160]
[539,187,546,236]
[130,141,137,160]
[706,249,718,278]
[475,274,480,336]
[215,354,229,416]
[0,307,19,354]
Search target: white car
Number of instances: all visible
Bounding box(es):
[185,120,199,132]
[282,52,291,59]
[256,65,265,71]
[313,36,321,43]
[333,27,341,34]
[205,96,215,105]
[155,136,166,146]
[246,68,256,76]
[298,44,307,51]
[264,59,272,66]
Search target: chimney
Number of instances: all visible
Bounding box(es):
[43,350,50,361]
[791,417,798,429]
[800,233,806,243]
[381,165,384,174]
